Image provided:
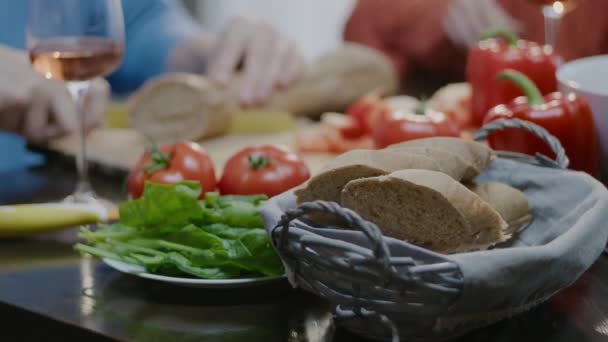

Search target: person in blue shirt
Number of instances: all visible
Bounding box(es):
[0,0,304,142]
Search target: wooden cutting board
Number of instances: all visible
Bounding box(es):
[47,123,334,176]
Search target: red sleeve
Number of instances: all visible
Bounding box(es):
[344,0,467,81]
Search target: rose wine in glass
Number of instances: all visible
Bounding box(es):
[27,0,124,203]
[527,0,581,47]
[30,37,123,81]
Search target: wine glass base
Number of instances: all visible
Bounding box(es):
[63,182,117,219]
[63,182,97,204]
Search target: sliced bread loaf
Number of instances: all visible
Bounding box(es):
[469,182,531,236]
[387,146,478,181]
[387,137,494,177]
[295,150,441,204]
[341,169,508,253]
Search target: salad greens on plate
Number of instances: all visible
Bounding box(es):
[75,182,283,279]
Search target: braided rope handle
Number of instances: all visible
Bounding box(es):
[474,119,569,169]
[274,201,394,273]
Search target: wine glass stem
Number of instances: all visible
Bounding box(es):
[66,81,93,197]
[543,7,562,48]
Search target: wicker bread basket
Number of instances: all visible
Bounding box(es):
[262,119,608,341]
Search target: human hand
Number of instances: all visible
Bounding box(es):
[206,17,305,106]
[0,46,109,143]
[444,0,521,48]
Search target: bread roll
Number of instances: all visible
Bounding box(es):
[469,182,531,236]
[341,169,508,254]
[295,150,441,205]
[387,137,494,178]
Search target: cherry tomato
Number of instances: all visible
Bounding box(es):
[427,83,474,129]
[345,92,390,138]
[127,141,216,199]
[219,145,310,197]
[373,102,460,148]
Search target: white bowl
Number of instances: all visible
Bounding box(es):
[557,55,608,180]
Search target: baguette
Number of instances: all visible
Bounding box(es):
[387,137,494,177]
[469,182,532,236]
[341,169,508,254]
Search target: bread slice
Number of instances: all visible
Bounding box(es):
[295,150,441,205]
[387,146,478,181]
[341,169,508,254]
[387,137,494,178]
[469,182,531,236]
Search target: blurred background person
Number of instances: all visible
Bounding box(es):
[193,0,355,60]
[345,0,608,85]
[0,46,109,143]
[0,0,305,142]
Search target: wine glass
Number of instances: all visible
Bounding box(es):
[27,0,124,203]
[529,0,581,47]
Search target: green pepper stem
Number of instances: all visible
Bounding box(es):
[480,28,519,46]
[496,70,545,106]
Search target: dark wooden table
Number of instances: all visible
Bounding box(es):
[1,157,608,342]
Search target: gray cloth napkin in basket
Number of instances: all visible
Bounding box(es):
[262,158,608,332]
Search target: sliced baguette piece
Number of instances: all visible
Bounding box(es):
[128,73,236,144]
[295,150,441,205]
[387,146,477,181]
[469,182,531,236]
[341,169,508,254]
[387,137,494,178]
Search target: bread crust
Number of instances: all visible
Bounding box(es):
[387,137,494,178]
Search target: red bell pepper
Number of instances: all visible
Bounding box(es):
[484,70,598,175]
[466,29,561,126]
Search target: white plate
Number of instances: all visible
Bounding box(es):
[102,258,286,288]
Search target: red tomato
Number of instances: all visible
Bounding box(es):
[219,145,310,197]
[345,93,390,137]
[127,141,217,199]
[373,107,460,148]
[295,114,374,154]
[295,129,332,153]
[427,83,474,129]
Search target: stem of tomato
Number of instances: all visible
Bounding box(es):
[496,69,545,106]
[248,153,272,170]
[145,146,171,174]
[479,28,519,46]
[414,97,428,115]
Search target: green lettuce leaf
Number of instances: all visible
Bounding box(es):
[119,182,203,231]
[76,182,283,279]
